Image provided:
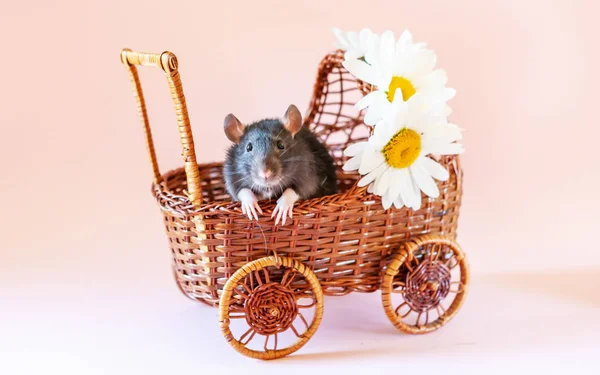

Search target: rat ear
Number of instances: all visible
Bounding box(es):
[283,104,302,137]
[224,113,246,144]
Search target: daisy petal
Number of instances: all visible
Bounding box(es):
[411,180,422,210]
[382,188,396,209]
[399,29,413,46]
[398,168,416,209]
[444,105,453,117]
[359,28,374,51]
[419,157,449,181]
[442,88,457,101]
[394,195,405,209]
[377,31,396,74]
[356,91,377,110]
[359,148,385,174]
[360,92,394,127]
[387,169,403,202]
[421,123,463,143]
[431,143,464,155]
[332,27,349,50]
[421,138,464,156]
[342,156,362,171]
[358,163,387,187]
[410,164,440,198]
[411,49,437,77]
[344,141,368,157]
[418,69,448,88]
[357,90,387,111]
[363,104,385,126]
[367,183,375,194]
[374,167,391,196]
[343,59,377,85]
[346,31,360,50]
[345,50,363,60]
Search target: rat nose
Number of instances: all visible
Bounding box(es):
[259,168,273,180]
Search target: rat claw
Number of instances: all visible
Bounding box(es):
[238,188,261,221]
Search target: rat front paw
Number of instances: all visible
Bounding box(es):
[238,188,263,221]
[271,188,300,225]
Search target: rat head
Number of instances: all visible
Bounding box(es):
[224,104,303,190]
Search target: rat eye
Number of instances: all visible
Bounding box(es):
[246,143,253,152]
[276,140,285,150]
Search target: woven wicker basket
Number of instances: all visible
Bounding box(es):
[121,49,469,360]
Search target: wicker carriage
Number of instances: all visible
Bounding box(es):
[120,48,469,360]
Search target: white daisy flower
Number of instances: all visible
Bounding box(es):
[342,29,455,126]
[343,95,463,210]
[332,27,379,61]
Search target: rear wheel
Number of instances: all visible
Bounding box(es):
[381,234,469,334]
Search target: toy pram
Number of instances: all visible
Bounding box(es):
[120,48,469,360]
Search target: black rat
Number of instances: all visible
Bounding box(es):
[223,104,337,225]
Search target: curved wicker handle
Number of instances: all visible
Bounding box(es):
[120,48,202,206]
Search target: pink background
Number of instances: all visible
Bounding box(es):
[1,1,599,373]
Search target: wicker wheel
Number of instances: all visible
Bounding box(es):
[381,234,469,334]
[218,256,324,360]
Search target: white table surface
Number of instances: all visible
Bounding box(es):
[2,258,599,374]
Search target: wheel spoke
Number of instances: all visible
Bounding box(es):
[229,303,245,312]
[263,333,278,352]
[435,244,444,262]
[428,244,437,262]
[289,323,303,338]
[263,269,270,284]
[248,272,256,291]
[234,285,251,301]
[450,281,465,294]
[436,303,446,317]
[395,302,412,318]
[254,270,264,286]
[298,312,310,331]
[296,293,317,308]
[416,312,423,327]
[240,327,256,346]
[414,250,424,267]
[293,282,312,294]
[445,254,458,269]
[392,280,406,292]
[281,269,297,287]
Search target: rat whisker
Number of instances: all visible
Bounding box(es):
[283,158,316,164]
[231,175,251,186]
[275,127,284,139]
[279,141,302,157]
[282,156,315,161]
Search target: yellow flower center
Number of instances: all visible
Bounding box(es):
[383,128,421,168]
[387,76,416,102]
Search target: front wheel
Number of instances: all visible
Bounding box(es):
[381,234,469,334]
[218,256,324,360]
